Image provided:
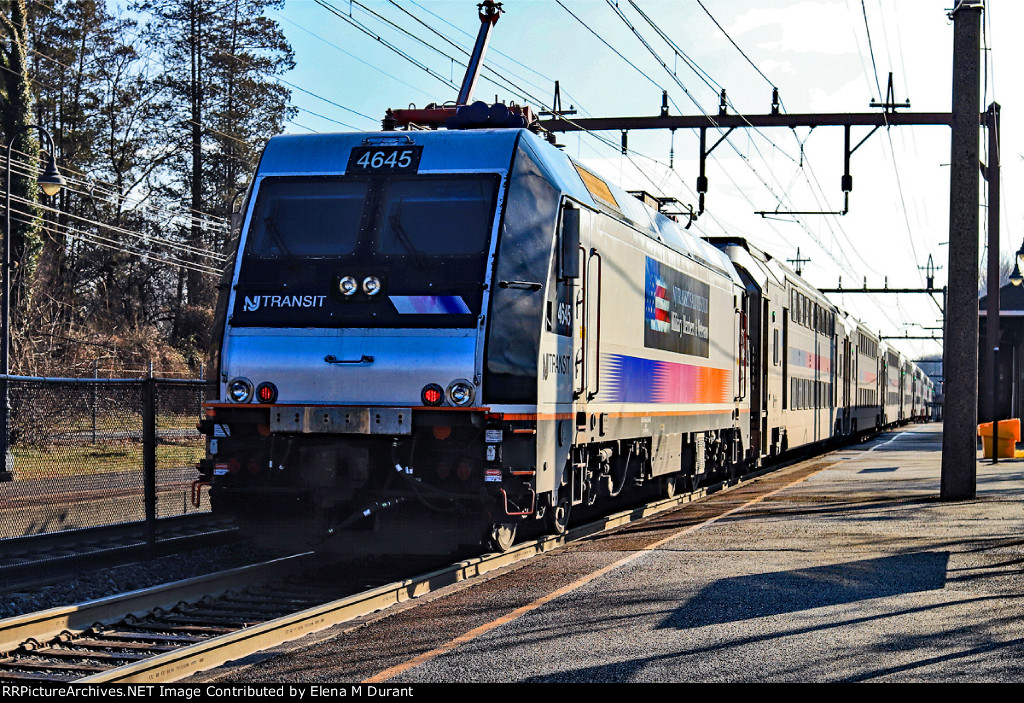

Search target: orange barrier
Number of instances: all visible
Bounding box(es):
[978,419,1020,459]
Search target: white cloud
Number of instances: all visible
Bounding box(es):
[728,1,859,56]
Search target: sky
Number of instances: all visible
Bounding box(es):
[259,0,1018,361]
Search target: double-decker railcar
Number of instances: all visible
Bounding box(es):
[880,344,901,428]
[850,324,882,437]
[777,266,840,448]
[913,366,929,421]
[709,238,843,456]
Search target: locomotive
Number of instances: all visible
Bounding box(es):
[194,3,932,554]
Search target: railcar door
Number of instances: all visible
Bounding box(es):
[570,207,598,507]
[843,336,852,433]
[760,298,770,456]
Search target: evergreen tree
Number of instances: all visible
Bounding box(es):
[134,0,294,348]
[27,0,180,374]
[0,0,294,375]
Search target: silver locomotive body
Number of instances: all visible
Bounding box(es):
[198,128,750,550]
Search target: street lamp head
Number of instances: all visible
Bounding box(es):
[37,154,64,197]
[1011,261,1024,287]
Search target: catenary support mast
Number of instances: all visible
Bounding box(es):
[942,2,982,499]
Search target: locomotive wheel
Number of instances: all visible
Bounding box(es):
[662,474,679,499]
[487,522,517,552]
[546,493,571,535]
[681,472,698,493]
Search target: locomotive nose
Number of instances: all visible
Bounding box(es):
[225,330,478,407]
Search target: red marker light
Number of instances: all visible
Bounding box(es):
[256,382,278,404]
[422,383,444,406]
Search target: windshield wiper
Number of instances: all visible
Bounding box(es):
[387,201,429,269]
[262,214,292,257]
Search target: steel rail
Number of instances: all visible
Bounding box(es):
[0,553,314,653]
[74,484,732,683]
[80,462,795,685]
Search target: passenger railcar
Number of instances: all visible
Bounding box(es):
[880,344,899,428]
[851,324,882,437]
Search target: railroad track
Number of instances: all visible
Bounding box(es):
[0,459,786,683]
[0,514,240,593]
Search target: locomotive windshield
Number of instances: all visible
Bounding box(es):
[232,174,500,328]
[378,179,493,257]
[244,180,367,258]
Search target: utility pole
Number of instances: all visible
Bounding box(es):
[942,2,982,499]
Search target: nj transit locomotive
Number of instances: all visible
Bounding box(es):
[196,123,930,552]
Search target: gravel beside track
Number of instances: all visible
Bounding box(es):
[0,541,274,620]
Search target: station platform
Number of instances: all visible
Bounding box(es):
[200,422,1024,683]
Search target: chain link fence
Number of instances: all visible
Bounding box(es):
[0,376,208,543]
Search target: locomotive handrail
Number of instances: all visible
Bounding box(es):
[324,355,375,365]
[588,247,603,401]
[574,243,587,401]
[498,280,542,290]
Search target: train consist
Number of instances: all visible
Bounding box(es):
[195,121,933,552]
[195,3,933,554]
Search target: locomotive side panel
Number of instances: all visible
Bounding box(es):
[585,215,747,478]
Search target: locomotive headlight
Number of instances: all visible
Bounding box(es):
[227,377,253,403]
[339,275,358,296]
[362,276,382,296]
[447,379,475,407]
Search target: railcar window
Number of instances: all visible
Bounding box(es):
[378,179,494,256]
[245,180,367,257]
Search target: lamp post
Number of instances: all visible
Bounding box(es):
[0,125,64,481]
[1014,240,1024,287]
[1011,260,1023,288]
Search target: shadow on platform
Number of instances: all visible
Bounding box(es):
[658,551,949,629]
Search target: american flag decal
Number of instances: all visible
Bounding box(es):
[652,277,671,332]
[645,258,671,333]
